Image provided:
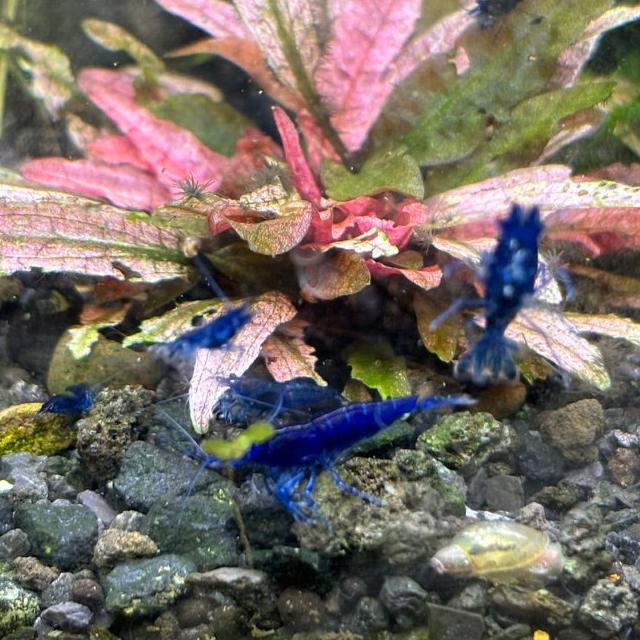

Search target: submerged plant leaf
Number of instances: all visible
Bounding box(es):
[82,19,165,80]
[314,0,421,152]
[189,291,297,432]
[262,319,325,384]
[151,93,250,157]
[295,250,371,301]
[366,260,442,292]
[414,292,463,363]
[344,340,411,399]
[21,158,171,211]
[428,81,616,190]
[202,421,275,460]
[154,0,250,39]
[0,23,74,116]
[506,308,610,390]
[564,313,640,348]
[322,148,424,201]
[226,198,313,257]
[0,195,189,282]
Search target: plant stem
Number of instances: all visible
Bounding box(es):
[0,0,20,137]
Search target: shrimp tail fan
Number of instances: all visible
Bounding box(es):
[455,332,519,386]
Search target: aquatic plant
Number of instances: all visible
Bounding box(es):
[0,1,640,431]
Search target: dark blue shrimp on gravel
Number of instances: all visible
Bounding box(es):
[39,383,96,417]
[217,375,346,426]
[432,204,543,386]
[194,393,474,524]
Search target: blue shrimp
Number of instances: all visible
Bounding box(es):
[433,204,543,386]
[192,393,474,523]
[217,375,346,426]
[155,304,251,364]
[39,383,96,416]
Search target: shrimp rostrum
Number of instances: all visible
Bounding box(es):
[188,393,474,524]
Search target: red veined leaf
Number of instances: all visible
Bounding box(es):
[154,0,250,39]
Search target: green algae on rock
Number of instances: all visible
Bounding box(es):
[0,576,39,636]
[0,402,75,456]
[417,411,512,477]
[103,554,196,617]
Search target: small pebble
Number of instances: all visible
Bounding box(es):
[485,475,525,513]
[71,578,105,610]
[0,528,29,559]
[93,528,158,568]
[379,576,427,629]
[13,555,60,591]
[77,490,117,527]
[41,601,93,632]
[277,588,326,631]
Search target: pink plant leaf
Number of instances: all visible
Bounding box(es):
[294,249,371,301]
[189,290,297,432]
[564,312,640,348]
[351,217,413,250]
[552,6,640,89]
[505,308,610,390]
[234,0,320,95]
[169,37,304,112]
[314,0,421,152]
[78,68,227,196]
[87,134,153,172]
[272,106,322,205]
[588,163,640,186]
[154,0,250,39]
[391,9,474,85]
[0,196,188,282]
[21,158,170,211]
[366,260,442,292]
[297,108,341,172]
[261,318,325,384]
[544,208,640,256]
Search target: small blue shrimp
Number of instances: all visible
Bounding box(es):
[217,375,346,426]
[156,304,251,363]
[181,393,475,523]
[472,0,523,27]
[432,204,543,385]
[39,384,95,416]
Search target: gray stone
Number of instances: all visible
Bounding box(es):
[41,601,92,632]
[447,581,489,612]
[0,577,39,637]
[490,585,574,627]
[0,528,29,559]
[76,490,116,527]
[46,474,77,501]
[428,603,485,640]
[564,461,605,489]
[485,475,525,513]
[345,596,389,633]
[378,576,427,629]
[517,431,565,482]
[109,510,146,532]
[577,578,638,638]
[113,441,217,511]
[325,577,368,616]
[143,490,239,570]
[103,554,196,617]
[0,495,13,534]
[14,502,98,570]
[41,572,75,608]
[0,453,48,502]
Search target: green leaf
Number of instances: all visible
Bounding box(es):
[82,19,165,81]
[380,0,612,167]
[344,340,412,399]
[414,292,463,363]
[150,93,250,156]
[322,148,424,200]
[429,81,616,191]
[202,421,275,460]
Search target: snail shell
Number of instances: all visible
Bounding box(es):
[430,521,563,585]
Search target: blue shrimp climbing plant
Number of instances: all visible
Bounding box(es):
[0,0,639,431]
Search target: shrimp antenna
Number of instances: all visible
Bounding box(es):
[191,251,230,304]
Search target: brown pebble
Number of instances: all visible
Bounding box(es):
[13,556,60,591]
[473,382,527,419]
[71,578,104,610]
[277,588,326,631]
